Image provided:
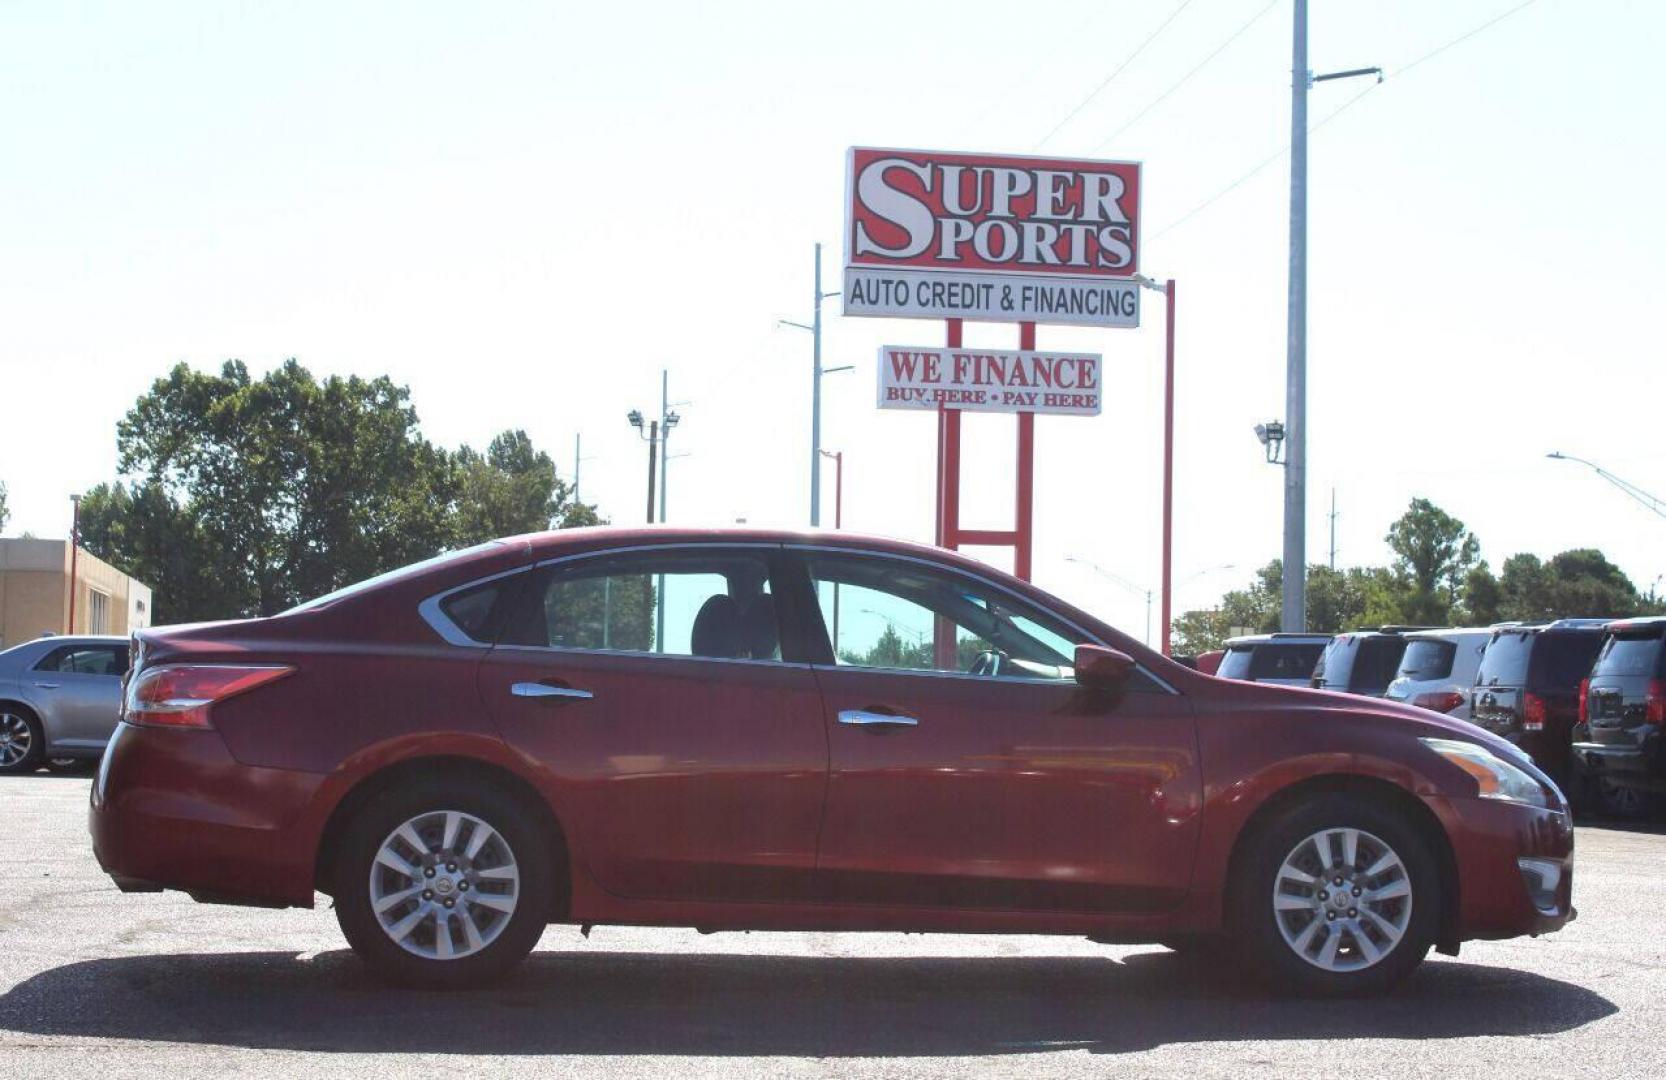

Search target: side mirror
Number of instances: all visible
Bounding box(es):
[1074,644,1137,692]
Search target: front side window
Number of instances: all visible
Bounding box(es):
[805,553,1081,681]
[503,550,780,662]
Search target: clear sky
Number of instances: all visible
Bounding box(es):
[2,0,1662,638]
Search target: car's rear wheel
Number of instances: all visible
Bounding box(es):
[1593,777,1653,820]
[0,708,45,775]
[1232,793,1439,996]
[333,778,554,988]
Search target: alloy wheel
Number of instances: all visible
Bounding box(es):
[368,809,521,961]
[0,713,34,768]
[1272,827,1413,972]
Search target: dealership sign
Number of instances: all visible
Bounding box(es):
[877,345,1102,417]
[844,147,1142,327]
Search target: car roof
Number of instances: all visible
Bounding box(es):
[1405,627,1494,641]
[1604,615,1666,634]
[1222,633,1331,647]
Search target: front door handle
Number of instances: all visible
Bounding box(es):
[838,708,918,727]
[512,682,593,701]
[33,682,61,690]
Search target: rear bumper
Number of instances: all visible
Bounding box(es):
[1429,795,1575,941]
[89,722,325,907]
[1572,740,1666,794]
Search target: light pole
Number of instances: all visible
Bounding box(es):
[1547,452,1666,521]
[779,243,849,527]
[627,411,658,523]
[67,494,81,634]
[819,449,843,529]
[1068,557,1236,650]
[1283,0,1380,632]
[657,370,684,524]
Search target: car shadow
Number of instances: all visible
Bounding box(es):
[0,947,1616,1057]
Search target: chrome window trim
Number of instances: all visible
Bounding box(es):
[788,543,1179,696]
[417,565,539,648]
[493,643,810,670]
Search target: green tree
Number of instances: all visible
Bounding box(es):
[1384,498,1480,625]
[85,360,593,622]
[77,481,247,625]
[0,479,8,534]
[1454,562,1503,625]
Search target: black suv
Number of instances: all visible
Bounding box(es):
[1470,620,1611,784]
[1572,617,1666,817]
[1311,628,1429,698]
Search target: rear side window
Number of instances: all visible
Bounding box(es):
[1593,633,1666,678]
[1315,637,1356,687]
[1397,639,1456,681]
[1351,637,1408,691]
[1217,647,1254,680]
[1477,632,1533,686]
[439,581,508,642]
[34,644,128,676]
[1251,643,1323,681]
[1530,632,1606,690]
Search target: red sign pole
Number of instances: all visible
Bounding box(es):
[1015,321,1037,582]
[1160,280,1176,656]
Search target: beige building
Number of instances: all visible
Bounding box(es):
[0,539,153,650]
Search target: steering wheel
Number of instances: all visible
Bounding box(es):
[969,650,1007,677]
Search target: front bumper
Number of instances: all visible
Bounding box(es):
[90,722,325,907]
[1429,795,1575,941]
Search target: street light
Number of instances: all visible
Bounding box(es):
[627,410,658,524]
[1255,421,1286,466]
[1546,452,1666,521]
[1067,558,1236,648]
[778,242,849,527]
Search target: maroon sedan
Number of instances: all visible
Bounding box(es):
[91,528,1572,993]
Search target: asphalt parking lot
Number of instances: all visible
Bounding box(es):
[0,773,1660,1079]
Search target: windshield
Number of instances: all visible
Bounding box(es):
[1397,639,1457,682]
[284,541,505,614]
[1477,631,1533,686]
[1593,632,1666,678]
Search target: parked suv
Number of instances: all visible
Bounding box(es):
[1312,629,1426,698]
[1215,633,1330,686]
[1470,620,1611,783]
[1572,617,1666,818]
[1385,629,1492,719]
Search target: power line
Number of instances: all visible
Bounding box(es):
[1148,0,1543,242]
[1092,0,1282,155]
[1035,0,1198,151]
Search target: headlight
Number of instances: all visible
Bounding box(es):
[1421,737,1550,808]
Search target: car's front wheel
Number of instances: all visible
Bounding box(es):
[0,708,45,775]
[1232,793,1439,996]
[333,778,555,988]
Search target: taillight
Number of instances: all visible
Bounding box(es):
[1578,678,1590,725]
[1411,690,1465,714]
[1523,692,1548,732]
[1647,679,1666,726]
[123,664,294,728]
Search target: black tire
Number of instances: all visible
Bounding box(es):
[1229,792,1440,997]
[332,777,555,988]
[1593,777,1654,821]
[45,757,94,774]
[0,706,46,775]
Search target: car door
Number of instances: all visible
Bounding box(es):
[475,544,829,905]
[791,548,1201,914]
[31,643,128,748]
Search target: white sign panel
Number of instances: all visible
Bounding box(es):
[846,267,1139,328]
[877,345,1103,416]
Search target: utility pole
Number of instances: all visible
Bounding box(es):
[1282,0,1309,633]
[1328,488,1338,570]
[573,434,583,503]
[1283,0,1379,631]
[779,243,848,527]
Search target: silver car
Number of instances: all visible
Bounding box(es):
[0,635,129,774]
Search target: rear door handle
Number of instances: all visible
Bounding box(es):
[838,708,918,727]
[33,682,60,690]
[512,682,593,701]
